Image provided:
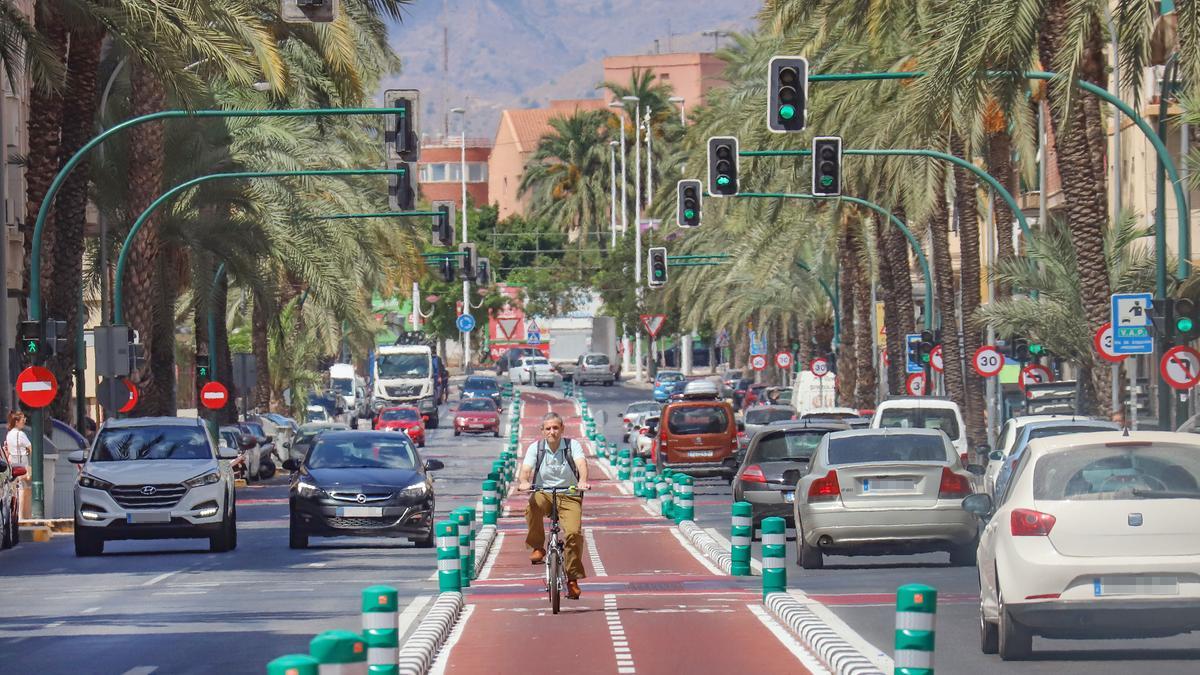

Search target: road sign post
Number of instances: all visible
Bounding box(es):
[640,314,666,339]
[16,366,57,408]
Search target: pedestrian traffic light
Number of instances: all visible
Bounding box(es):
[196,355,211,382]
[383,89,421,161]
[677,179,702,227]
[811,136,842,197]
[767,56,808,133]
[648,247,668,289]
[388,161,415,211]
[281,0,336,23]
[45,319,68,357]
[18,320,41,361]
[439,258,455,282]
[476,258,491,287]
[1174,298,1200,342]
[458,243,477,281]
[707,136,739,197]
[433,201,455,246]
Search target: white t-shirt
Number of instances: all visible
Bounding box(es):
[5,428,31,466]
[521,439,578,490]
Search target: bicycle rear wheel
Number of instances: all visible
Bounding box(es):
[549,551,562,614]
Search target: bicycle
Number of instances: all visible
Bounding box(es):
[525,485,578,614]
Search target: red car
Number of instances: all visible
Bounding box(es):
[373,406,426,447]
[454,399,501,437]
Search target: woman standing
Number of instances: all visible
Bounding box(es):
[4,410,32,519]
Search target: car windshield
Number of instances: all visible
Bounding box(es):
[877,408,961,439]
[377,353,430,378]
[1033,445,1200,500]
[667,406,728,435]
[657,372,684,383]
[585,355,609,366]
[804,411,858,420]
[745,408,795,425]
[460,399,496,412]
[754,430,827,462]
[330,379,353,394]
[381,409,420,422]
[827,434,948,465]
[306,436,416,470]
[243,423,265,436]
[92,426,213,461]
[466,378,498,390]
[627,402,659,414]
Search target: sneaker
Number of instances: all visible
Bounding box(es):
[567,579,582,599]
[530,548,545,564]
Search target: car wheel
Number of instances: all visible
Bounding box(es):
[289,516,309,549]
[0,504,10,550]
[454,429,461,437]
[8,505,17,548]
[412,524,435,549]
[797,522,823,570]
[258,461,276,481]
[980,598,999,654]
[210,515,235,553]
[493,429,500,438]
[998,593,1032,660]
[428,415,439,429]
[74,528,104,557]
[949,539,978,567]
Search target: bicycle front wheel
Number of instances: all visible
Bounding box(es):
[549,551,562,614]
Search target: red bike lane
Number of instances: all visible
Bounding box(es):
[435,392,818,674]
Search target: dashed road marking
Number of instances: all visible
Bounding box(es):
[604,594,636,673]
[141,571,179,587]
[747,604,832,674]
[81,607,101,615]
[306,562,326,568]
[121,668,158,675]
[584,528,607,576]
[152,591,208,596]
[42,621,64,629]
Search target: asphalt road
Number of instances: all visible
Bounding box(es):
[582,378,1200,674]
[0,391,509,674]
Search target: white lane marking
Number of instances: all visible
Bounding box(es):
[427,603,475,675]
[42,621,64,629]
[747,604,832,675]
[614,481,631,496]
[307,562,326,568]
[668,527,724,576]
[121,668,158,675]
[705,526,763,573]
[597,457,617,480]
[81,607,101,615]
[584,528,607,576]
[478,533,504,580]
[152,591,208,596]
[396,594,433,641]
[604,594,636,673]
[141,571,179,587]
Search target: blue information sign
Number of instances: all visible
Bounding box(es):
[905,333,923,374]
[456,314,476,333]
[1110,293,1154,355]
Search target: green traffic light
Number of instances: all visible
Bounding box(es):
[654,269,664,278]
[684,209,695,219]
[820,175,834,187]
[921,353,930,363]
[716,175,730,186]
[1029,343,1044,355]
[779,104,796,120]
[25,341,36,354]
[1179,318,1195,333]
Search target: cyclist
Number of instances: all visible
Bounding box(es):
[517,411,590,599]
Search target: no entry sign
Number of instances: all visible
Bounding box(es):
[810,357,829,378]
[750,354,768,371]
[905,372,926,396]
[1160,346,1200,390]
[16,366,58,408]
[200,381,230,410]
[972,345,1004,378]
[930,345,944,373]
[119,380,139,414]
[1019,364,1054,393]
[1093,322,1127,364]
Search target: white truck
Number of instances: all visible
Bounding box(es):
[329,363,367,422]
[371,344,440,427]
[548,316,618,381]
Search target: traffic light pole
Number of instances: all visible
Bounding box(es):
[208,262,227,443]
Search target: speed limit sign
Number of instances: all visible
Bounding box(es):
[750,354,768,371]
[972,345,1004,378]
[775,351,793,369]
[930,345,944,373]
[810,357,829,378]
[1094,322,1127,364]
[905,373,926,396]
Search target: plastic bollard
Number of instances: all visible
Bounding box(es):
[730,502,753,576]
[361,585,398,674]
[482,479,500,525]
[452,509,472,588]
[895,584,937,675]
[761,516,787,598]
[435,521,461,593]
[631,457,645,496]
[267,654,319,675]
[656,478,672,517]
[642,465,657,501]
[617,450,631,481]
[462,506,478,578]
[310,630,366,674]
[674,475,694,524]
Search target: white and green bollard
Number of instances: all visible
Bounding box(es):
[895,584,937,675]
[657,478,672,517]
[674,475,694,523]
[632,457,645,496]
[761,516,787,598]
[617,450,631,481]
[482,479,500,525]
[452,509,472,588]
[643,465,657,501]
[267,654,319,675]
[361,585,398,675]
[462,506,478,578]
[731,502,753,576]
[436,520,461,593]
[310,630,366,674]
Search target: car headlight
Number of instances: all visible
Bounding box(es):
[398,480,428,500]
[456,417,466,425]
[78,473,113,490]
[183,470,221,489]
[295,477,325,497]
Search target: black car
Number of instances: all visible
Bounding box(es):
[460,375,503,409]
[732,420,848,526]
[283,431,444,549]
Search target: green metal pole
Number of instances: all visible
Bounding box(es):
[317,211,440,219]
[796,260,839,344]
[112,168,405,325]
[208,262,227,442]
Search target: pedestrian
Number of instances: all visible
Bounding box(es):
[4,410,32,520]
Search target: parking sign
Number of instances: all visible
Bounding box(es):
[1110,293,1154,355]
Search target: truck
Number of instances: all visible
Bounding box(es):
[328,363,367,421]
[547,316,618,381]
[371,343,440,427]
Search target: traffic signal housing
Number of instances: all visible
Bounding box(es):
[439,258,456,282]
[196,355,211,382]
[767,56,807,133]
[677,179,702,227]
[383,89,420,161]
[812,136,842,197]
[707,136,739,197]
[433,201,455,246]
[917,330,938,365]
[18,320,41,361]
[1174,298,1200,342]
[648,247,668,289]
[129,342,146,372]
[476,258,491,287]
[388,160,415,211]
[458,243,477,281]
[1009,337,1030,362]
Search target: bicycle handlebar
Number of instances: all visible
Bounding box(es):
[522,485,588,493]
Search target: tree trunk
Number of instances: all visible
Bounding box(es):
[851,220,876,409]
[837,215,857,405]
[985,130,1017,297]
[875,209,913,394]
[252,293,271,412]
[929,182,965,408]
[1037,0,1112,416]
[951,134,988,447]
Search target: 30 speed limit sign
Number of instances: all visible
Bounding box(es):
[905,372,926,396]
[810,357,829,378]
[972,345,1004,378]
[1094,322,1127,364]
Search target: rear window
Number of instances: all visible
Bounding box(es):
[1026,425,1114,444]
[525,358,548,366]
[1033,445,1200,500]
[668,406,729,435]
[585,355,609,366]
[753,430,827,462]
[92,426,212,461]
[466,377,497,390]
[658,372,684,383]
[459,399,497,412]
[628,402,659,414]
[827,434,949,465]
[877,408,960,439]
[745,408,795,425]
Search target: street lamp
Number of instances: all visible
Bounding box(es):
[621,94,644,383]
[668,96,686,126]
[450,107,471,373]
[608,101,628,237]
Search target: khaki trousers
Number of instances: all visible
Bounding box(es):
[525,492,586,580]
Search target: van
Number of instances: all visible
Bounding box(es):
[653,396,739,479]
[870,397,968,462]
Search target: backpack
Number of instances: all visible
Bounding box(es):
[532,438,579,483]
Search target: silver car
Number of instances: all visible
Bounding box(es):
[792,428,978,569]
[622,401,660,442]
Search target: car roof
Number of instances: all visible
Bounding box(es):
[465,376,496,384]
[664,398,730,409]
[761,420,849,432]
[803,407,860,415]
[745,404,795,412]
[315,430,413,442]
[380,405,420,411]
[299,422,348,431]
[876,397,960,409]
[828,427,947,440]
[1024,430,1200,457]
[1019,418,1117,434]
[101,416,204,429]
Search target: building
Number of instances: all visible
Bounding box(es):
[417,136,491,209]
[601,52,727,112]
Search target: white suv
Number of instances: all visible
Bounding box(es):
[871,397,969,463]
[70,417,239,556]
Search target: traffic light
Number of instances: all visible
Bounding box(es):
[439,258,455,282]
[767,56,807,132]
[196,355,211,382]
[18,321,41,361]
[1174,298,1200,342]
[383,89,421,161]
[1010,337,1030,362]
[707,136,739,197]
[458,243,477,281]
[918,330,937,365]
[42,319,68,357]
[433,201,455,246]
[388,161,415,211]
[647,247,668,289]
[129,342,146,372]
[677,179,702,227]
[476,258,491,287]
[281,0,336,23]
[811,136,842,197]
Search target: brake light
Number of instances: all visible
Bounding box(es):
[959,452,969,466]
[938,467,972,499]
[1010,508,1056,536]
[807,470,841,502]
[741,465,767,483]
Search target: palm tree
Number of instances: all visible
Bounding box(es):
[519,109,614,246]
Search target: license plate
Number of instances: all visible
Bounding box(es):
[861,478,913,492]
[126,511,171,524]
[687,450,710,458]
[470,424,484,429]
[336,507,384,517]
[1094,575,1179,597]
[783,491,795,503]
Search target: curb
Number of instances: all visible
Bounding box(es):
[472,524,497,577]
[678,519,732,574]
[765,593,886,675]
[396,591,464,675]
[21,518,73,534]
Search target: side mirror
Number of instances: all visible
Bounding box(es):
[961,493,994,517]
[0,459,7,473]
[216,446,240,460]
[988,450,1003,462]
[737,421,746,432]
[424,458,445,472]
[11,466,26,478]
[964,464,986,476]
[68,450,87,464]
[282,459,300,472]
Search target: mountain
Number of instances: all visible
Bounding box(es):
[381,0,759,138]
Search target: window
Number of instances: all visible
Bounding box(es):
[877,408,961,439]
[753,430,827,462]
[92,426,212,461]
[381,409,420,422]
[448,163,462,182]
[430,164,446,182]
[1033,445,1200,500]
[468,163,488,182]
[377,354,430,378]
[307,436,416,470]
[744,408,795,425]
[668,406,729,435]
[459,399,497,412]
[827,434,949,465]
[585,355,609,366]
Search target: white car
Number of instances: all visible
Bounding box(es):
[69,417,240,556]
[965,431,1200,660]
[509,356,556,387]
[872,397,969,463]
[634,415,660,460]
[622,401,660,442]
[986,415,1066,496]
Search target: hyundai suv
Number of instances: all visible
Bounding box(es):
[70,417,239,556]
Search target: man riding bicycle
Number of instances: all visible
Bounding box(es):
[518,411,590,599]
